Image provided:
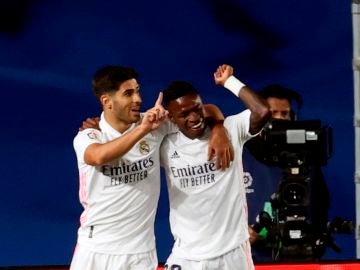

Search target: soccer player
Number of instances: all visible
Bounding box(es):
[160,64,270,270]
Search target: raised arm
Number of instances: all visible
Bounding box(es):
[214,64,270,134]
[83,93,168,166]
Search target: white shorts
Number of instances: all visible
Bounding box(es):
[70,244,158,270]
[164,240,254,270]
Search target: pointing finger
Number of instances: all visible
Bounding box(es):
[155,92,163,107]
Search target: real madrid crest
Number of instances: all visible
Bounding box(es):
[87,130,98,140]
[139,140,150,155]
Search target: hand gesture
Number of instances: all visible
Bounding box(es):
[213,64,233,86]
[208,125,234,170]
[79,117,100,131]
[141,92,168,131]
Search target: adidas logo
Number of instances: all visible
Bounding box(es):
[171,151,180,159]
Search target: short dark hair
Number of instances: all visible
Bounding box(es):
[163,80,199,106]
[257,84,303,110]
[92,65,138,99]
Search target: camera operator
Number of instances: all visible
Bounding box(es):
[243,84,330,261]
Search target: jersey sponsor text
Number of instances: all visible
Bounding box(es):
[170,162,216,189]
[102,157,154,186]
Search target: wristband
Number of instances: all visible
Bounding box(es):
[224,75,245,96]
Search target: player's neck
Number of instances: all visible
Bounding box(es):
[104,112,132,134]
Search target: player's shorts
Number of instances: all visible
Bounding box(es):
[69,244,158,270]
[164,240,254,270]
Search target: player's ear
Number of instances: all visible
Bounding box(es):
[100,94,112,110]
[168,112,175,123]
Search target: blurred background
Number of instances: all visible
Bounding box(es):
[0,0,355,266]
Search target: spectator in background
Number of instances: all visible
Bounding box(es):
[244,84,330,261]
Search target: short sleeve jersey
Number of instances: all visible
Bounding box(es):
[73,113,174,254]
[160,109,255,260]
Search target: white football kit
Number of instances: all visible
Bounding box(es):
[71,113,174,269]
[160,109,255,269]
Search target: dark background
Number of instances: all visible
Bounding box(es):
[0,0,355,266]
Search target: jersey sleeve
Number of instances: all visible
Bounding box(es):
[225,109,259,144]
[73,128,102,164]
[161,118,178,135]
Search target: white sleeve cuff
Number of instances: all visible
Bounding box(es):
[224,75,245,97]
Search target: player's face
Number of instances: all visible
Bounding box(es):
[108,78,142,124]
[168,93,206,139]
[266,97,292,120]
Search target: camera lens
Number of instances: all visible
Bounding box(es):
[282,182,307,206]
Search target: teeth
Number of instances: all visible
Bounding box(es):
[192,120,203,129]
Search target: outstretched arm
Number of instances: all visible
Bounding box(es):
[214,64,270,134]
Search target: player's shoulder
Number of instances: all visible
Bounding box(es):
[74,128,102,144]
[150,118,178,138]
[226,109,250,120]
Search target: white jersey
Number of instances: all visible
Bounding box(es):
[73,113,174,255]
[160,109,254,260]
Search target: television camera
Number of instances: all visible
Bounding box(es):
[252,119,353,261]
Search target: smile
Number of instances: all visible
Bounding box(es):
[190,119,204,129]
